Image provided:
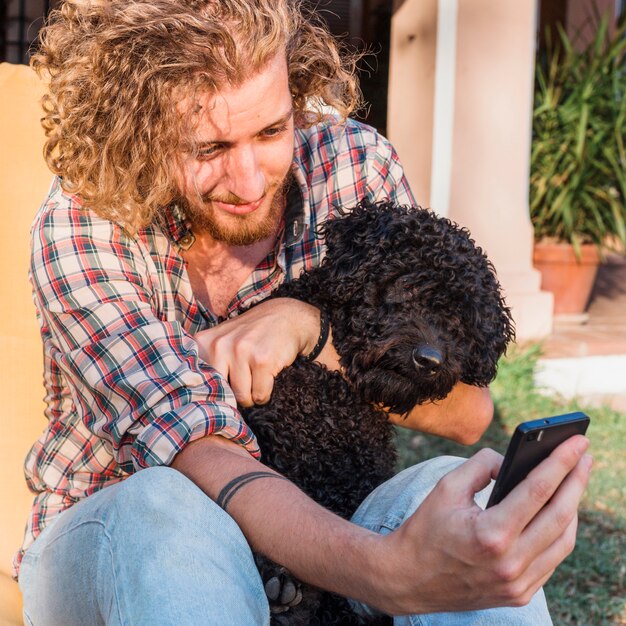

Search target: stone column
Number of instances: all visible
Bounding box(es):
[387,0,438,205]
[388,0,554,340]
[448,0,553,340]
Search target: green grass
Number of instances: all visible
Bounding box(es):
[395,345,626,625]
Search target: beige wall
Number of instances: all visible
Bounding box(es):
[387,0,438,206]
[0,62,53,623]
[388,0,554,340]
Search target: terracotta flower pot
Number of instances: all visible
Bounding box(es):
[533,242,601,316]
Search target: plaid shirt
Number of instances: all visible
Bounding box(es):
[15,117,415,576]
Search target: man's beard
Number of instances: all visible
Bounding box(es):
[176,176,290,247]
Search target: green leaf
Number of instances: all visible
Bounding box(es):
[575,104,589,161]
[530,10,626,249]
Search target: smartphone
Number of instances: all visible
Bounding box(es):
[486,411,590,508]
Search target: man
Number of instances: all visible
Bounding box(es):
[17,0,590,624]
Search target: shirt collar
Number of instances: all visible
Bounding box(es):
[162,203,195,250]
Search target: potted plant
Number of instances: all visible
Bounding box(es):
[530,12,626,316]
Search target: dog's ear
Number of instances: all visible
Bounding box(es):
[317,200,409,303]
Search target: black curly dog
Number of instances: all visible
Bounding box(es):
[239,200,515,625]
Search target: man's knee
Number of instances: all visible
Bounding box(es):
[351,456,467,533]
[111,465,204,514]
[104,466,246,543]
[21,466,269,625]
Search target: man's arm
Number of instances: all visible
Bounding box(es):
[172,436,383,604]
[172,432,591,615]
[314,324,494,444]
[30,195,262,472]
[197,312,493,445]
[387,383,495,445]
[189,300,590,613]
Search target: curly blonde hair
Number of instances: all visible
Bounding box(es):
[32,0,362,232]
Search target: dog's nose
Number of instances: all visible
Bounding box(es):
[412,345,442,371]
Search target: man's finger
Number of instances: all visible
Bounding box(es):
[510,514,578,604]
[251,370,275,405]
[517,453,591,559]
[206,354,231,381]
[228,365,254,407]
[438,448,503,505]
[487,435,589,536]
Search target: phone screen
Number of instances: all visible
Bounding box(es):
[486,412,590,508]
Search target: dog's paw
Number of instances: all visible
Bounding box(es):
[264,567,304,614]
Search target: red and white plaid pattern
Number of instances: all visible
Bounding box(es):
[14,118,415,576]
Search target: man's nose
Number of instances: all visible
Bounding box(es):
[226,145,265,202]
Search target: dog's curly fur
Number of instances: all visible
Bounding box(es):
[240,200,515,625]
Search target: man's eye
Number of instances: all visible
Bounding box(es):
[261,124,288,138]
[197,145,222,159]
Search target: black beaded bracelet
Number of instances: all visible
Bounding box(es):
[307,308,330,361]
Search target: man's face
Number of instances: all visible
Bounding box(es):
[175,54,295,246]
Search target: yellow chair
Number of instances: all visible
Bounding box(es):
[0,62,54,626]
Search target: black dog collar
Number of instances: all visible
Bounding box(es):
[307,308,330,361]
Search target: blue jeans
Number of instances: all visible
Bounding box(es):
[19,458,552,625]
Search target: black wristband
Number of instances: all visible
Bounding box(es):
[307,308,330,361]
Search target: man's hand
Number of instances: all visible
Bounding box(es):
[372,435,592,614]
[194,298,321,406]
[173,434,590,616]
[194,295,492,445]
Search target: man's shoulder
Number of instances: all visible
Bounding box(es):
[31,177,143,250]
[34,177,105,231]
[293,117,395,190]
[294,116,382,155]
[290,115,413,228]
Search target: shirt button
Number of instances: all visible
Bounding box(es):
[178,233,195,250]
